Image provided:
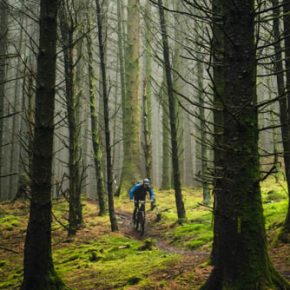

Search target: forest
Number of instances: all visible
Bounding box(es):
[0,0,290,289]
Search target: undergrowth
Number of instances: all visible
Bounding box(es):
[0,177,288,289]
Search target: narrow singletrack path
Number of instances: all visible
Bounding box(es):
[116,210,211,289]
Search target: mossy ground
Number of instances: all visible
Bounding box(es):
[0,177,289,289]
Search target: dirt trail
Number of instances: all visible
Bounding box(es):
[116,210,211,289]
[116,210,209,257]
[116,210,290,285]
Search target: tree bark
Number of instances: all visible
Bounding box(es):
[21,0,64,288]
[143,1,153,181]
[122,0,142,188]
[203,0,289,288]
[59,2,83,235]
[115,0,127,195]
[0,1,8,198]
[161,81,171,190]
[96,0,118,232]
[210,0,225,266]
[86,17,106,216]
[172,0,185,185]
[280,0,290,241]
[158,0,186,223]
[9,7,25,199]
[197,54,210,205]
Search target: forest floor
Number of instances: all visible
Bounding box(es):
[0,177,290,289]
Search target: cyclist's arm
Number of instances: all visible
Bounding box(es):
[129,184,140,200]
[148,187,155,201]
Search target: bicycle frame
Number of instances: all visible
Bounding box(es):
[133,200,148,235]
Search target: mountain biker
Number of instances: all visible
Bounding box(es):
[129,178,155,221]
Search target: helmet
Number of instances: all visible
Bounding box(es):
[143,178,150,186]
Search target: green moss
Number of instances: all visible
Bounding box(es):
[264,189,287,203]
[0,260,6,268]
[0,267,22,289]
[0,214,20,231]
[167,220,213,250]
[263,200,287,230]
[53,235,178,289]
[185,231,213,250]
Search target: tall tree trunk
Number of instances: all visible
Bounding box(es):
[280,0,290,241]
[197,55,210,205]
[115,0,126,195]
[59,4,83,235]
[9,8,25,199]
[272,0,287,183]
[0,1,8,198]
[210,0,225,266]
[96,0,118,232]
[86,18,106,216]
[122,0,141,188]
[161,82,171,190]
[203,0,289,288]
[143,1,153,181]
[158,0,186,223]
[142,81,152,181]
[21,0,64,288]
[172,0,185,184]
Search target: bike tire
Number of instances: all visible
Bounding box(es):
[138,211,145,236]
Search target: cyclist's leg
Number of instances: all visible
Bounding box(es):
[133,200,139,223]
[139,201,146,235]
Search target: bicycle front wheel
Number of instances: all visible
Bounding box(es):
[138,211,145,235]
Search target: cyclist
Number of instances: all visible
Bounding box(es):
[129,178,155,221]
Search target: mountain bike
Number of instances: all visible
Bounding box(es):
[133,200,147,235]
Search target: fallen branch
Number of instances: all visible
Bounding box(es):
[0,245,20,254]
[51,210,69,231]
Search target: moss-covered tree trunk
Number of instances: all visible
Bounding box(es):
[86,17,106,216]
[203,0,289,288]
[59,3,83,235]
[210,0,225,266]
[280,0,290,241]
[122,0,142,188]
[21,0,64,288]
[197,54,210,205]
[0,1,8,197]
[172,0,185,185]
[115,0,126,195]
[95,0,118,232]
[142,1,153,181]
[9,13,24,199]
[161,81,171,190]
[158,0,186,223]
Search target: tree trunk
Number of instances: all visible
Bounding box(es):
[172,0,185,185]
[203,0,289,288]
[280,0,290,241]
[115,0,126,195]
[161,81,171,190]
[142,1,153,181]
[0,1,8,198]
[21,0,64,288]
[158,0,186,223]
[9,8,25,199]
[96,0,118,232]
[210,0,225,266]
[59,4,83,235]
[122,0,142,188]
[86,17,106,216]
[197,54,210,205]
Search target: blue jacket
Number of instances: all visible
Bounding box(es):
[129,183,155,201]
